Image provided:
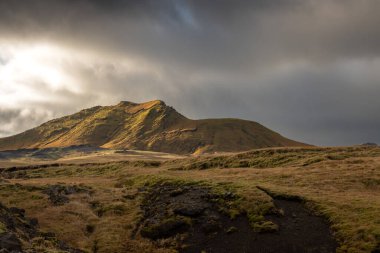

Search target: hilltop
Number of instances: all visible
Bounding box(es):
[0,100,306,154]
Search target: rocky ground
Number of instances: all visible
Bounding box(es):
[0,201,83,253]
[136,181,337,253]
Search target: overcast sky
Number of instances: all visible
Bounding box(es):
[0,0,379,146]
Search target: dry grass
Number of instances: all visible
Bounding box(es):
[0,148,184,168]
[0,146,379,252]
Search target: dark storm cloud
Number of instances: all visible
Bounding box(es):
[2,0,379,69]
[0,108,51,136]
[0,0,379,145]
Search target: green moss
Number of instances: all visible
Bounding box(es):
[252,221,279,233]
[247,213,264,224]
[241,190,278,231]
[0,222,7,234]
[228,209,241,219]
[140,216,191,239]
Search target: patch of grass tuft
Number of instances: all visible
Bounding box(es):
[252,220,279,233]
[0,222,6,234]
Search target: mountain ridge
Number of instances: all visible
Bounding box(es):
[0,100,307,154]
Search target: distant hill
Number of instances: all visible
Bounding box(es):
[0,100,307,154]
[361,143,378,147]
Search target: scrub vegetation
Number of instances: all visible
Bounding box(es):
[0,146,379,252]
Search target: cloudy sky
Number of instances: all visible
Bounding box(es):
[0,0,379,146]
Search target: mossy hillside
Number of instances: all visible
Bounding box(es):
[0,100,306,154]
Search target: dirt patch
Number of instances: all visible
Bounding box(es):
[137,181,337,253]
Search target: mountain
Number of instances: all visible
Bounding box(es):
[0,100,307,154]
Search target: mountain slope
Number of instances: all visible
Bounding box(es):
[0,100,307,154]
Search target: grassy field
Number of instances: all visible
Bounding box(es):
[0,146,379,253]
[0,147,184,168]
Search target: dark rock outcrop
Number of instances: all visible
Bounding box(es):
[43,184,92,205]
[0,202,83,253]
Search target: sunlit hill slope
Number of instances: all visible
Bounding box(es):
[0,100,306,154]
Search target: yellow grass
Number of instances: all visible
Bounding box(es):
[0,146,379,252]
